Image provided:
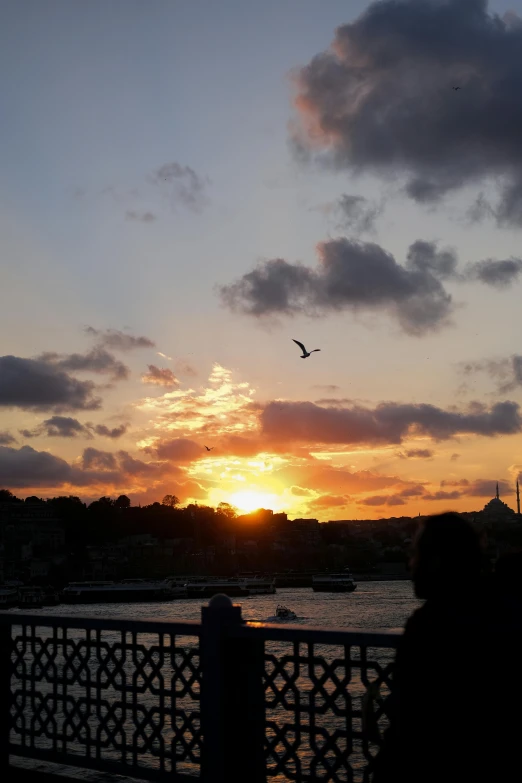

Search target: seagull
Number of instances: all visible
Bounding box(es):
[453,86,461,91]
[204,445,214,452]
[292,339,321,359]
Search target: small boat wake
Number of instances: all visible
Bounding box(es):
[266,604,298,622]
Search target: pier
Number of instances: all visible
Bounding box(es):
[0,595,398,782]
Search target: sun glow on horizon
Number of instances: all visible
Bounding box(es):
[228,490,285,514]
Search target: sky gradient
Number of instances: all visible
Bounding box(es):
[2,0,522,519]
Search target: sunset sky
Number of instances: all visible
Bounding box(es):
[2,0,522,519]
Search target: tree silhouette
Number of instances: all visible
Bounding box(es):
[162,494,180,508]
[114,495,131,509]
[217,502,238,520]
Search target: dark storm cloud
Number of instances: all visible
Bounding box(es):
[424,490,462,501]
[141,365,179,387]
[260,399,522,445]
[0,431,16,446]
[406,241,458,280]
[359,495,389,506]
[387,496,406,506]
[92,424,128,439]
[221,257,315,317]
[0,445,166,490]
[467,193,496,223]
[26,416,90,439]
[0,445,74,487]
[152,162,209,211]
[0,356,100,412]
[464,478,511,496]
[21,418,128,440]
[417,477,511,501]
[328,194,383,234]
[466,258,522,287]
[308,494,350,509]
[338,194,382,232]
[82,448,118,471]
[399,485,426,497]
[360,494,407,506]
[84,327,155,352]
[291,486,314,497]
[221,238,454,335]
[117,451,163,476]
[125,210,156,223]
[315,398,356,406]
[40,348,130,381]
[152,438,203,463]
[45,417,88,437]
[292,0,522,224]
[397,448,434,459]
[463,355,522,392]
[174,360,198,378]
[70,446,165,480]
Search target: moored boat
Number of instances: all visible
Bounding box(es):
[62,578,187,604]
[185,578,249,598]
[18,586,45,609]
[274,571,317,588]
[42,586,61,606]
[239,575,276,595]
[186,575,276,598]
[0,585,19,609]
[312,570,357,593]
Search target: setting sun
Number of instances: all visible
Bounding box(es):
[228,490,284,514]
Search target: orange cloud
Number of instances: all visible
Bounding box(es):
[142,365,179,387]
[308,494,351,509]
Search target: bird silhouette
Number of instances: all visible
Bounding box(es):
[453,86,461,91]
[204,445,214,452]
[292,339,320,359]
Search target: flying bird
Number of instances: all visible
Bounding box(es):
[204,445,214,452]
[453,86,461,91]
[292,339,321,359]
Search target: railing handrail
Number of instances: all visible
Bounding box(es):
[0,611,201,635]
[0,610,402,645]
[237,621,401,646]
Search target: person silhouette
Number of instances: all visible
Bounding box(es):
[372,513,495,783]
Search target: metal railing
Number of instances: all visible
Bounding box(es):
[0,595,400,783]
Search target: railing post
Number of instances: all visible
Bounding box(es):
[201,594,266,783]
[0,620,12,772]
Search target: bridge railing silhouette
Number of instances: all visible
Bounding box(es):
[0,596,400,782]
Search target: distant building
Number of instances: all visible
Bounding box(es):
[284,518,321,547]
[0,500,65,563]
[481,483,519,524]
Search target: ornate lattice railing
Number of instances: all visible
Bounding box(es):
[1,615,201,782]
[0,599,400,783]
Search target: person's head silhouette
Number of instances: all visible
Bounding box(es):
[410,513,485,600]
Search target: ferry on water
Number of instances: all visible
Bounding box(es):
[312,570,357,593]
[62,578,187,604]
[18,586,45,609]
[185,575,276,598]
[0,585,20,609]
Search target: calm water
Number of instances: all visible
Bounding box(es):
[32,580,420,630]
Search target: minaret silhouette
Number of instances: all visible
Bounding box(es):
[496,481,499,500]
[517,480,520,516]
